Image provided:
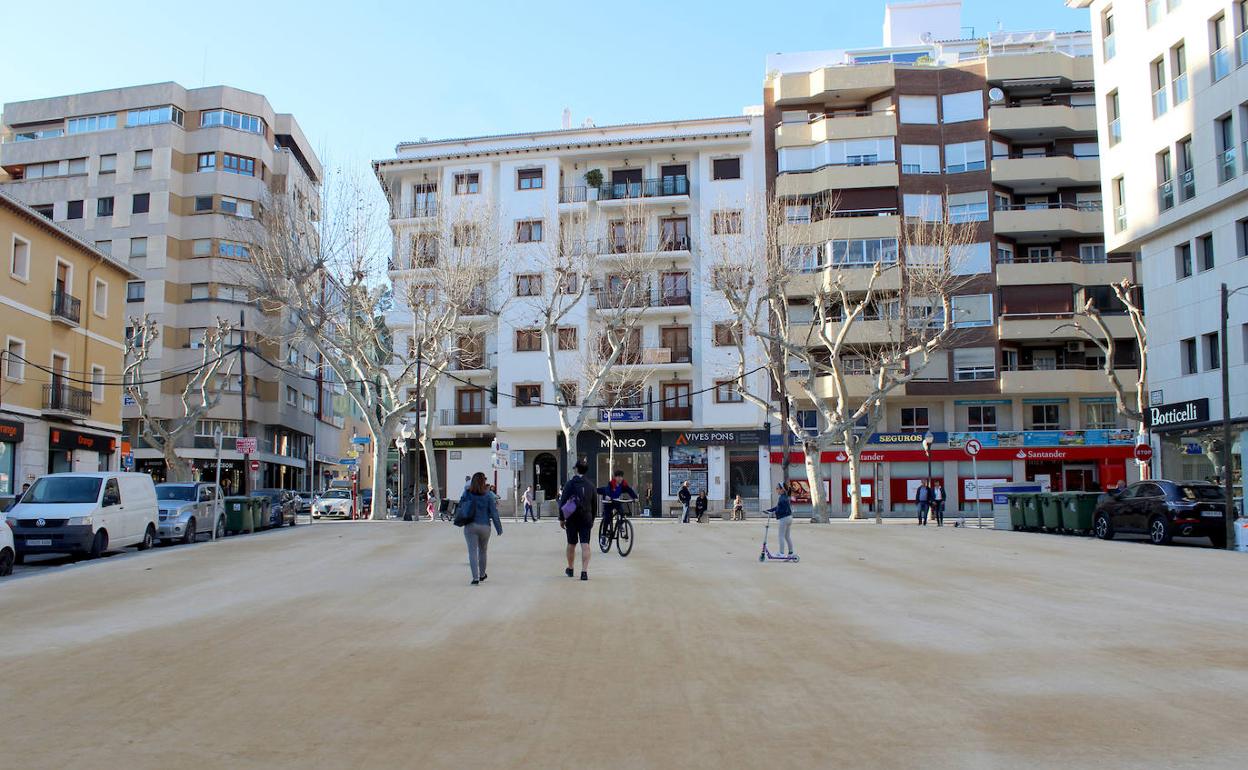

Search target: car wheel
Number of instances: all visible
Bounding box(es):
[88,530,109,559]
[1094,514,1114,540]
[1149,516,1173,545]
[138,524,155,551]
[182,518,197,545]
[215,516,226,539]
[0,547,13,576]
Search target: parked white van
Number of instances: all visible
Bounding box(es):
[4,472,158,561]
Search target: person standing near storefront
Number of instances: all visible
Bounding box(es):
[559,458,597,581]
[732,494,745,521]
[678,481,692,523]
[694,489,708,523]
[931,482,946,527]
[915,482,931,526]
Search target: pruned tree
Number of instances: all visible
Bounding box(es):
[123,315,236,482]
[709,193,976,521]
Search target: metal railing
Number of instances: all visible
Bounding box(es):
[997,251,1126,265]
[1158,180,1175,211]
[994,201,1100,213]
[1172,73,1189,104]
[1218,147,1238,184]
[452,352,496,371]
[43,383,92,415]
[1238,29,1248,68]
[597,176,689,201]
[1002,360,1138,373]
[597,234,692,255]
[559,186,587,203]
[439,407,496,426]
[397,201,438,219]
[1152,87,1168,118]
[775,108,896,129]
[50,290,81,324]
[1211,46,1232,82]
[1180,168,1195,201]
[588,286,691,310]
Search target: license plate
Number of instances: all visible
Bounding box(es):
[25,538,52,547]
[1201,511,1223,517]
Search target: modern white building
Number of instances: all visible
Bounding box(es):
[373,116,772,513]
[1071,0,1248,486]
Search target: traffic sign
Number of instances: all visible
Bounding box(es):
[963,439,982,457]
[1134,443,1154,462]
[249,459,260,472]
[351,436,371,445]
[235,437,257,454]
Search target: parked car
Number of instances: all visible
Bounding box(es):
[312,488,354,519]
[1094,480,1228,547]
[253,488,298,528]
[155,482,224,544]
[293,490,314,514]
[5,472,159,561]
[1,517,14,576]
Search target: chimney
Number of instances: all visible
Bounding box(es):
[561,107,572,130]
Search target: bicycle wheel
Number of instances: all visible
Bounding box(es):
[616,518,634,557]
[598,517,612,553]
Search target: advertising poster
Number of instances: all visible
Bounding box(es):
[668,446,708,496]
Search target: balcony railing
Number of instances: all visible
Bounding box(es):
[439,407,496,426]
[997,251,1127,266]
[559,185,587,203]
[1218,147,1238,184]
[452,352,496,371]
[1158,180,1175,211]
[774,108,895,129]
[589,286,691,310]
[597,234,693,255]
[50,290,81,324]
[597,176,689,201]
[1238,30,1248,68]
[1211,47,1232,82]
[396,201,438,219]
[1179,169,1195,201]
[1151,87,1168,118]
[1114,205,1127,233]
[43,383,92,416]
[994,201,1100,213]
[1108,118,1121,146]
[1172,74,1189,104]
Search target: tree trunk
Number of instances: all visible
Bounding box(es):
[803,447,828,523]
[846,449,864,520]
[563,426,579,485]
[419,434,439,505]
[160,438,193,482]
[368,416,401,521]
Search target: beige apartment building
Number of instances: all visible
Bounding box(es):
[0,83,343,492]
[765,0,1141,513]
[1,190,136,504]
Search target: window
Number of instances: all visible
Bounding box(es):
[1151,58,1168,117]
[132,193,150,214]
[515,384,542,406]
[712,210,743,235]
[122,281,144,304]
[1080,243,1107,263]
[126,105,183,127]
[1181,337,1198,374]
[1176,242,1193,278]
[900,407,929,433]
[953,347,995,381]
[713,322,742,346]
[194,195,214,212]
[129,237,148,258]
[1031,404,1061,431]
[10,236,30,281]
[31,204,53,219]
[220,196,253,217]
[948,191,989,223]
[950,242,990,275]
[1205,331,1221,370]
[91,365,106,403]
[904,193,942,222]
[1218,115,1237,183]
[66,113,117,134]
[1027,246,1054,262]
[286,386,298,406]
[901,144,940,174]
[1158,149,1175,211]
[515,273,543,296]
[517,168,543,190]
[558,382,579,406]
[1239,217,1248,258]
[134,149,152,170]
[220,285,249,303]
[95,240,112,256]
[454,172,479,194]
[1084,402,1117,430]
[99,154,116,173]
[1102,7,1116,60]
[5,338,25,381]
[66,200,83,220]
[1172,43,1189,104]
[192,239,212,257]
[996,242,1015,264]
[197,152,216,172]
[515,329,542,352]
[952,294,993,328]
[945,141,985,174]
[968,405,996,431]
[97,197,114,217]
[200,109,263,133]
[516,220,543,243]
[93,278,108,317]
[190,283,210,301]
[1107,90,1121,146]
[68,157,87,175]
[712,157,741,180]
[1178,137,1195,200]
[222,153,255,176]
[557,327,578,351]
[1199,233,1215,271]
[218,241,250,259]
[1212,13,1231,82]
[453,223,477,247]
[23,161,62,180]
[715,380,744,403]
[941,91,984,123]
[899,95,937,124]
[302,393,315,414]
[1112,177,1126,233]
[830,237,900,267]
[1147,0,1162,26]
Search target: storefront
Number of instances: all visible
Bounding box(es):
[1151,398,1242,490]
[432,436,494,498]
[661,430,768,507]
[47,427,116,475]
[0,418,22,501]
[576,430,660,516]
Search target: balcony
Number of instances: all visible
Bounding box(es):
[1218,148,1238,185]
[392,201,439,221]
[773,62,895,106]
[389,245,439,272]
[439,407,496,429]
[995,256,1131,287]
[792,373,875,400]
[987,103,1096,140]
[1211,47,1232,83]
[594,234,693,258]
[589,286,692,312]
[985,51,1093,84]
[594,400,693,426]
[1001,365,1139,395]
[776,162,899,196]
[991,155,1099,189]
[773,111,896,148]
[783,208,900,241]
[993,202,1102,239]
[50,290,81,326]
[596,176,689,204]
[451,352,496,375]
[559,185,588,204]
[43,384,92,417]
[998,313,1135,342]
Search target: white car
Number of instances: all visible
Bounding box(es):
[311,488,355,519]
[6,472,159,561]
[155,482,225,544]
[1,517,14,576]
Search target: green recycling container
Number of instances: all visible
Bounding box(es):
[1040,493,1064,531]
[1021,494,1045,530]
[1062,492,1101,535]
[224,496,254,535]
[249,497,268,530]
[1006,494,1029,530]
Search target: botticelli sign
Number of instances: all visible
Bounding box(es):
[1146,398,1209,430]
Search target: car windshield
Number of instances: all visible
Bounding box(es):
[156,485,197,501]
[1179,484,1224,501]
[323,489,350,500]
[25,476,102,504]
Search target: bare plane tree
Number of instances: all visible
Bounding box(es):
[123,315,236,482]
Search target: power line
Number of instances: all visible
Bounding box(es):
[3,347,242,388]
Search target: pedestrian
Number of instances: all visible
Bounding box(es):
[598,470,637,536]
[678,480,692,523]
[915,482,931,526]
[732,494,745,522]
[932,482,946,526]
[558,458,597,581]
[523,485,537,522]
[15,482,31,504]
[426,487,438,521]
[764,483,795,557]
[457,472,502,586]
[694,489,708,523]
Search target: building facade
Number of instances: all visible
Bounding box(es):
[1,83,341,492]
[374,116,772,513]
[2,190,136,505]
[1071,0,1248,490]
[765,0,1141,513]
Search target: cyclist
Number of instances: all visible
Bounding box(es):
[599,470,638,537]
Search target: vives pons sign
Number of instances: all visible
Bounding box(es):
[1147,398,1209,429]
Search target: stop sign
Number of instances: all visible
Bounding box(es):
[250,459,261,472]
[1134,443,1154,462]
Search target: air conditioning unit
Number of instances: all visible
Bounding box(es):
[1066,341,1085,352]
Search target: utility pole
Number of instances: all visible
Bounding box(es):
[239,309,250,496]
[1220,283,1235,549]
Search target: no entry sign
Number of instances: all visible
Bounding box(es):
[250,459,261,472]
[963,439,982,457]
[1134,443,1154,462]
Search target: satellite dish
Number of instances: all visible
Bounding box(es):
[988,87,1005,103]
[920,31,934,43]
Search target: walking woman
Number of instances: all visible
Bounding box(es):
[764,484,795,557]
[458,472,502,585]
[523,485,537,522]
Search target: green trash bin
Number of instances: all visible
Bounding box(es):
[224,496,254,535]
[1040,493,1064,531]
[1022,494,1045,530]
[1063,491,1102,535]
[250,497,268,530]
[1006,494,1029,530]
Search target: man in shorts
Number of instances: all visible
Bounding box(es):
[559,458,598,581]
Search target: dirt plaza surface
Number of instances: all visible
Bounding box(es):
[1,518,1246,769]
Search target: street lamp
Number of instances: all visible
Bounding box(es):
[922,430,935,499]
[1219,283,1247,550]
[212,424,223,540]
[397,422,414,521]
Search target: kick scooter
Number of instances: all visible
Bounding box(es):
[759,512,799,563]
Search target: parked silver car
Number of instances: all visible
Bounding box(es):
[155,482,225,544]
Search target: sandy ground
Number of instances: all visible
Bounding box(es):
[1,518,1246,769]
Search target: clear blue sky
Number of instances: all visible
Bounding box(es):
[3,0,1088,170]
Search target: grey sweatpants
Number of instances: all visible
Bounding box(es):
[463,523,492,580]
[776,516,794,554]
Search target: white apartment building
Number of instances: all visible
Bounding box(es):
[1,83,340,492]
[1072,0,1248,486]
[373,116,772,513]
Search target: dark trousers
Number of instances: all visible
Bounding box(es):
[933,500,945,526]
[917,501,930,525]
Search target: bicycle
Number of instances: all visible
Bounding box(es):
[598,498,635,557]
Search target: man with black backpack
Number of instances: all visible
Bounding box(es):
[559,458,597,581]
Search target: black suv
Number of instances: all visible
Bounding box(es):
[1094,480,1228,547]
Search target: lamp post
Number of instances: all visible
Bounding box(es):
[212,424,223,541]
[1219,283,1246,550]
[921,431,935,491]
[397,422,413,521]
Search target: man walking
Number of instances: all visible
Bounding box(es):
[558,458,597,581]
[915,482,931,526]
[932,481,946,527]
[678,480,692,523]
